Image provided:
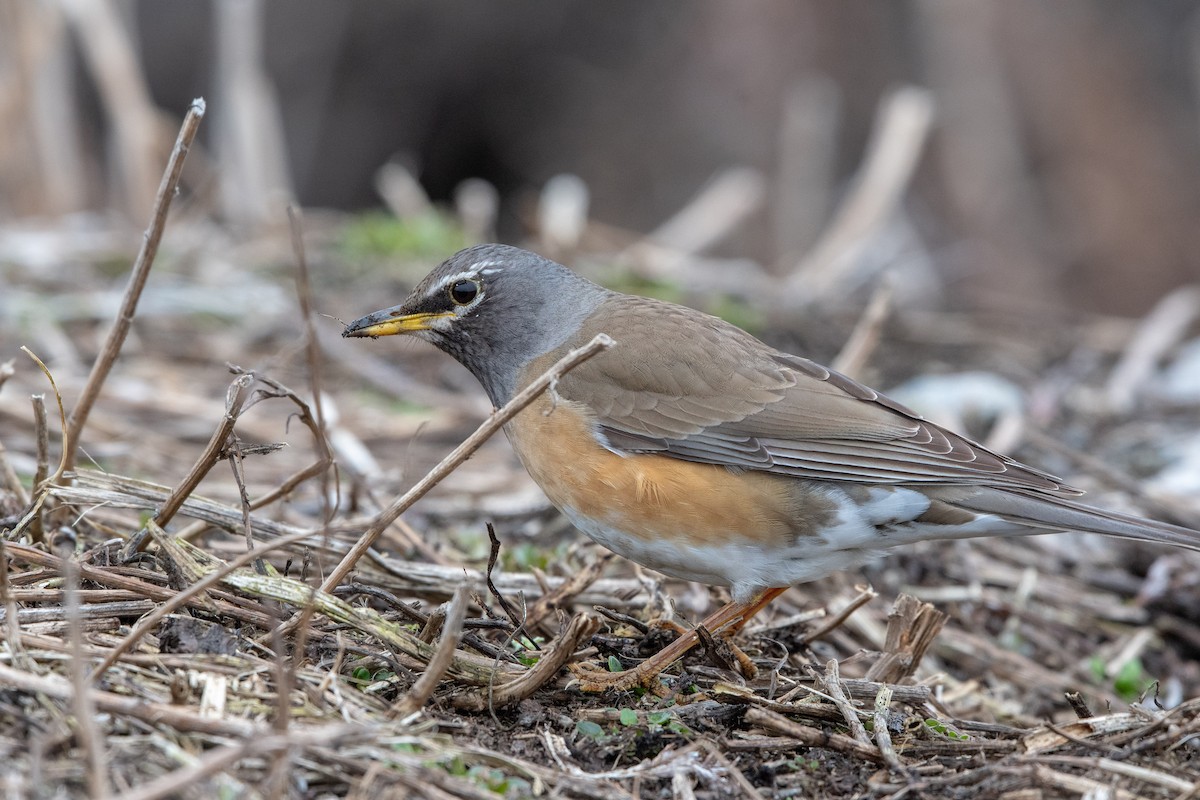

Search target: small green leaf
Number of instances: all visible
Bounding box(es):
[576,720,604,740]
[619,708,638,727]
[925,718,969,740]
[647,710,671,726]
[607,655,624,673]
[1112,658,1154,702]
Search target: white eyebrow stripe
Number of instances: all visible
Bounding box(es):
[433,269,488,291]
[431,268,489,316]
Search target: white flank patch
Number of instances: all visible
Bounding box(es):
[859,487,932,526]
[556,486,1027,603]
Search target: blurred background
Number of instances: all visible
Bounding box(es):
[3,0,1200,732]
[3,0,1200,316]
[5,0,1200,489]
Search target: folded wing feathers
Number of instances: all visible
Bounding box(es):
[569,300,1075,494]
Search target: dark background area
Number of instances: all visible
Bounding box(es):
[3,5,1200,797]
[4,1,1200,313]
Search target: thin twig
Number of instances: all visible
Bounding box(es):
[821,659,872,746]
[154,372,252,531]
[318,333,614,595]
[29,394,48,544]
[873,685,905,774]
[8,348,70,540]
[393,586,469,717]
[452,613,601,711]
[485,522,522,627]
[64,557,110,798]
[743,706,884,764]
[287,204,335,521]
[796,586,877,645]
[831,276,894,380]
[64,99,206,473]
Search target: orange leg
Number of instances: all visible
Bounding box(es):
[572,587,789,692]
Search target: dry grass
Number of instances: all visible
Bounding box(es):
[2,118,1200,800]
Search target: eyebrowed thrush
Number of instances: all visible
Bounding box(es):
[343,244,1200,691]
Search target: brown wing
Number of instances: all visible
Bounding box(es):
[557,295,1077,495]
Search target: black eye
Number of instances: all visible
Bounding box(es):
[448,280,480,306]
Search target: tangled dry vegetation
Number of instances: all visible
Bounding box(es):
[3,109,1200,800]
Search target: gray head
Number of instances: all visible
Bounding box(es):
[343,244,611,405]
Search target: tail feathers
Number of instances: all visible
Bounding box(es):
[955,488,1200,552]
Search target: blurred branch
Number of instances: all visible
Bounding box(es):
[60,0,161,219]
[915,0,1057,307]
[1105,285,1200,413]
[645,166,766,254]
[214,0,293,224]
[774,77,842,265]
[787,86,934,299]
[619,167,771,290]
[832,275,894,380]
[1,2,86,214]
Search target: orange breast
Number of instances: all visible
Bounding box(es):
[504,392,824,556]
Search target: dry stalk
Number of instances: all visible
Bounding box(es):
[7,348,69,541]
[452,612,601,711]
[64,99,206,473]
[4,540,275,630]
[872,685,904,774]
[64,556,110,798]
[319,332,614,595]
[286,204,334,520]
[521,551,613,633]
[392,585,469,717]
[28,394,47,543]
[819,658,873,747]
[865,593,948,683]
[831,275,894,380]
[797,585,877,645]
[150,372,253,534]
[743,706,884,764]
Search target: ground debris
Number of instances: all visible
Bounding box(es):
[2,219,1199,798]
